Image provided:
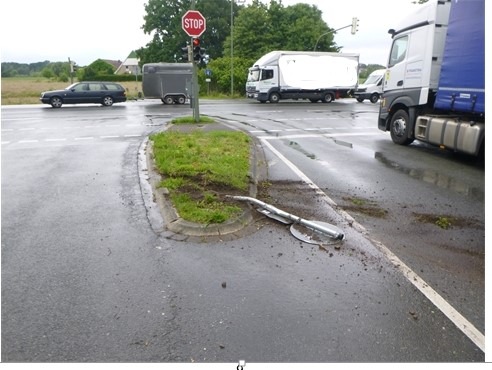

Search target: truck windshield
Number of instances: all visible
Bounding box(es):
[248,68,260,82]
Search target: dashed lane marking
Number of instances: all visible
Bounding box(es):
[2,135,143,145]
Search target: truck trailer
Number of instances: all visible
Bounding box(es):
[142,63,192,104]
[378,0,485,157]
[246,51,359,103]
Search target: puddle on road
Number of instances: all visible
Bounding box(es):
[373,151,484,202]
[329,138,484,202]
[284,137,483,202]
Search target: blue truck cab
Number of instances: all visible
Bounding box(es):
[378,0,485,156]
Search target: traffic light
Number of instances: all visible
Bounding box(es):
[70,61,78,73]
[351,17,359,34]
[181,43,191,62]
[192,38,201,62]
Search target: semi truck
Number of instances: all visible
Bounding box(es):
[246,51,359,103]
[142,63,192,104]
[378,0,485,157]
[354,69,385,104]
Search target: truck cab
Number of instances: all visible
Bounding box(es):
[246,67,260,99]
[378,0,484,157]
[354,69,385,103]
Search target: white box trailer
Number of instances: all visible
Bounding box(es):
[246,51,359,103]
[142,63,192,104]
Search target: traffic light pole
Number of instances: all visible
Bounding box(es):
[190,0,200,123]
[313,18,358,51]
[191,37,200,123]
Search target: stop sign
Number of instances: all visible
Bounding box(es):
[182,10,206,37]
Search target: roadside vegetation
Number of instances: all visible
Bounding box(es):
[150,117,251,224]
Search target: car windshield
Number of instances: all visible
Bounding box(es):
[65,83,79,90]
[364,74,382,84]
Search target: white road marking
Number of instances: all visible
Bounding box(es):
[258,132,380,140]
[74,137,94,141]
[45,138,67,142]
[18,140,39,143]
[260,137,485,353]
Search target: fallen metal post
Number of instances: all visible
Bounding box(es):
[228,195,344,240]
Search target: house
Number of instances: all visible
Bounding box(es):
[114,51,140,75]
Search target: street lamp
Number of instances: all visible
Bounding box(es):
[231,0,245,96]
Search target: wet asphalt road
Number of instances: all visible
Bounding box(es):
[1,100,486,362]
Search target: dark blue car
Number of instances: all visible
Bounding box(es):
[40,81,127,108]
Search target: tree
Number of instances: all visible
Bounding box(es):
[201,55,255,95]
[282,3,337,52]
[39,62,71,81]
[223,0,338,61]
[79,59,115,80]
[136,0,238,65]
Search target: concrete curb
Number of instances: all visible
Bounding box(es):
[144,119,267,241]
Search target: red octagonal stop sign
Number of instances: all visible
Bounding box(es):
[182,10,206,37]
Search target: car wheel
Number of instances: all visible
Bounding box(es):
[356,97,364,103]
[322,92,333,103]
[176,95,186,104]
[370,93,379,104]
[50,96,63,108]
[102,96,114,106]
[390,109,414,145]
[164,96,174,105]
[269,92,280,103]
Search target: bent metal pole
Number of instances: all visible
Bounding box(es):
[227,195,344,240]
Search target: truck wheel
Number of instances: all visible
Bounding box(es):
[356,97,364,103]
[390,109,414,145]
[176,95,186,104]
[322,93,333,103]
[163,96,174,105]
[370,93,380,104]
[269,92,280,103]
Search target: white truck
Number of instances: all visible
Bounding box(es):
[378,0,485,157]
[142,63,192,104]
[353,69,385,104]
[246,51,359,103]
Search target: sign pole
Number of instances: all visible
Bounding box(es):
[181,7,206,123]
[192,38,200,122]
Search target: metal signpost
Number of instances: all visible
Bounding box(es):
[182,9,206,122]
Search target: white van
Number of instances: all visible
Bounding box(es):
[353,69,385,103]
